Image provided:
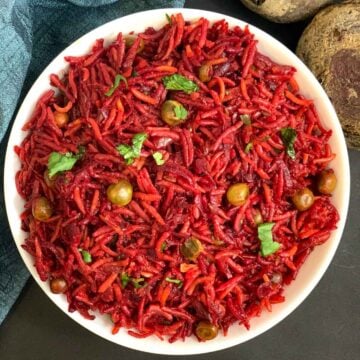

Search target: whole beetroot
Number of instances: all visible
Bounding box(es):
[297,2,360,148]
[240,0,336,23]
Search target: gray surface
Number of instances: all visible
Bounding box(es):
[1,0,359,359]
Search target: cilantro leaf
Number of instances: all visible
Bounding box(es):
[174,103,188,120]
[121,273,130,288]
[258,222,281,257]
[80,249,92,263]
[116,144,133,164]
[163,74,199,94]
[132,132,147,153]
[280,127,297,160]
[121,273,145,289]
[240,114,251,125]
[161,242,167,252]
[116,133,147,165]
[165,277,183,287]
[105,74,128,97]
[166,13,172,25]
[261,239,280,257]
[48,148,84,178]
[153,152,165,166]
[131,277,145,289]
[245,142,253,153]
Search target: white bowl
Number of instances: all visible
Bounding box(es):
[4,8,350,355]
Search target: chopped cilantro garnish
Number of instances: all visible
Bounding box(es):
[166,13,172,25]
[174,103,188,120]
[47,147,84,178]
[80,249,92,263]
[153,152,165,166]
[121,273,130,288]
[280,127,297,160]
[258,222,281,257]
[163,74,199,94]
[131,278,145,289]
[240,114,251,125]
[165,277,183,287]
[105,74,127,97]
[161,242,167,252]
[116,133,147,165]
[245,142,253,153]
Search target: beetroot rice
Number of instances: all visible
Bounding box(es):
[15,13,339,342]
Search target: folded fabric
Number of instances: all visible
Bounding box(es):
[0,0,184,324]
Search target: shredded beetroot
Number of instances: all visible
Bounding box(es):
[15,14,339,342]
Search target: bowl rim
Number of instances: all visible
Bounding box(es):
[4,7,350,355]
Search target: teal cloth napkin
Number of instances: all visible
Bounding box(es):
[0,0,184,324]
